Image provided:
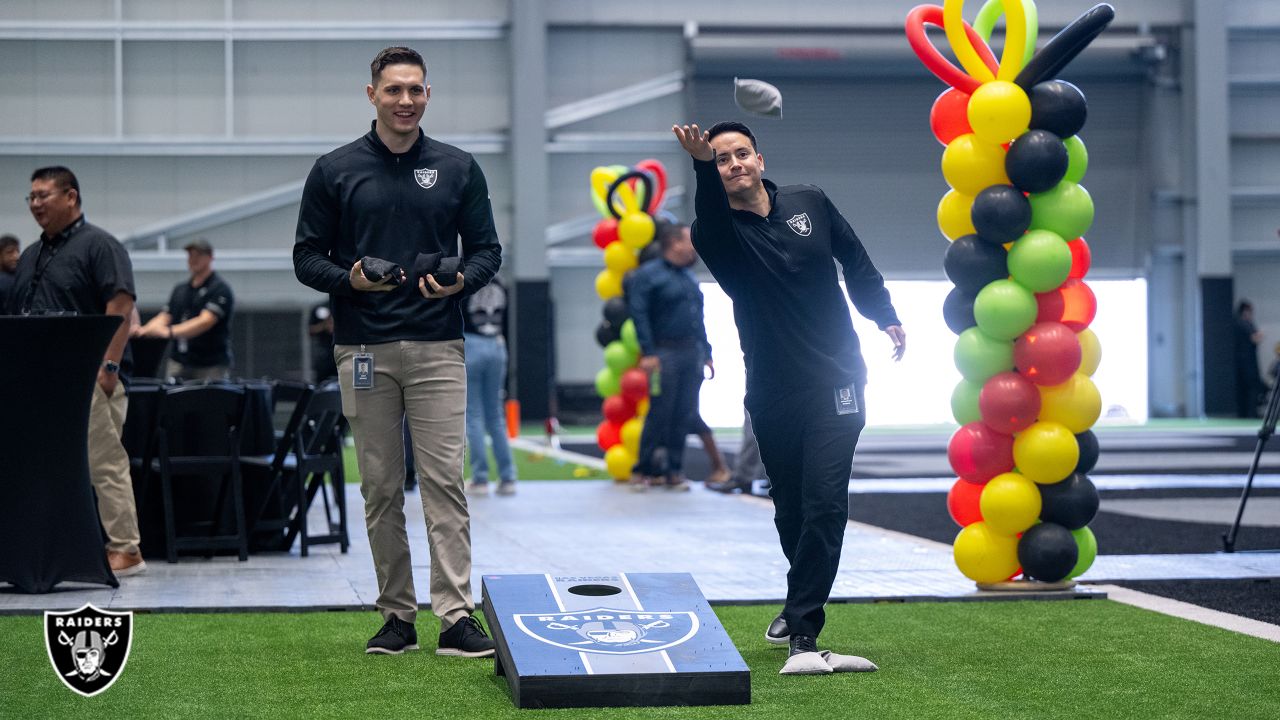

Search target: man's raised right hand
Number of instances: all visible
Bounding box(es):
[672,124,715,162]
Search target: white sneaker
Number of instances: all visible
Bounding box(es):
[497,481,517,496]
[466,482,491,497]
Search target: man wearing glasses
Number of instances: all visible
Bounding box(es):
[8,166,145,577]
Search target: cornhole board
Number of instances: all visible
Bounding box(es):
[481,572,750,709]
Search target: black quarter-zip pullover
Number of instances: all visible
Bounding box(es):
[294,122,502,345]
[689,158,899,393]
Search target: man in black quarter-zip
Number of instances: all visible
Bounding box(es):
[294,46,501,658]
[673,121,905,675]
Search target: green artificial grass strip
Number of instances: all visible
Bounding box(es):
[344,445,610,485]
[3,601,1277,718]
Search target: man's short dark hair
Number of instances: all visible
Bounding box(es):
[0,234,18,252]
[655,220,688,252]
[1238,301,1253,316]
[706,121,758,151]
[371,46,426,86]
[30,166,81,207]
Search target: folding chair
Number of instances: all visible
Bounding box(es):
[151,385,249,563]
[242,384,314,552]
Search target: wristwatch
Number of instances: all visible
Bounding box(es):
[103,360,120,374]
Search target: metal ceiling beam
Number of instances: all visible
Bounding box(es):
[0,134,507,157]
[0,20,505,41]
[120,179,304,249]
[544,70,684,129]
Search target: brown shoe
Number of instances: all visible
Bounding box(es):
[107,550,147,577]
[706,467,731,486]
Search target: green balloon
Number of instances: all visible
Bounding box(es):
[1008,230,1072,293]
[951,379,983,425]
[620,319,639,353]
[603,341,633,373]
[973,279,1038,341]
[1063,135,1088,183]
[1069,525,1097,578]
[595,366,620,398]
[1028,181,1094,241]
[954,327,1015,383]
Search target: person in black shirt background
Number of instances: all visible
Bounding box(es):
[9,166,145,577]
[626,222,715,491]
[674,121,904,674]
[134,238,234,381]
[0,234,19,312]
[293,46,501,658]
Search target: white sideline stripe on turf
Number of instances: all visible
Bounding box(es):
[737,493,955,551]
[1094,584,1280,643]
[509,436,606,470]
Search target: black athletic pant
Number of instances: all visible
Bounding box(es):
[748,383,865,639]
[634,344,704,477]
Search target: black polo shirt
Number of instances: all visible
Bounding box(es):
[8,215,136,378]
[164,271,234,368]
[689,159,899,393]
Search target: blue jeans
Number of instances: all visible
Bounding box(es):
[464,333,515,483]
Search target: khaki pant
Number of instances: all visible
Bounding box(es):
[164,360,230,382]
[336,340,471,626]
[88,382,141,555]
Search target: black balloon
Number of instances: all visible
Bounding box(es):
[595,321,620,348]
[605,171,655,220]
[602,296,629,326]
[1006,130,1069,194]
[1017,522,1079,582]
[944,235,1009,293]
[943,287,978,335]
[1075,429,1099,474]
[971,185,1032,245]
[1014,4,1115,89]
[1038,473,1099,529]
[1030,81,1088,139]
[638,239,662,265]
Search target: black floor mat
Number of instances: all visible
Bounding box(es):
[847,489,1280,555]
[1111,578,1280,626]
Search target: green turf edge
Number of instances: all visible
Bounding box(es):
[3,600,1277,719]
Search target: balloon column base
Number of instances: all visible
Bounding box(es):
[976,578,1076,592]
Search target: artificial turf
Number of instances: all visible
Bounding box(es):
[4,601,1277,719]
[344,444,612,484]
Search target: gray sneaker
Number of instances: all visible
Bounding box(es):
[497,481,517,496]
[466,481,491,497]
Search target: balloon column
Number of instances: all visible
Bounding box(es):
[907,0,1113,584]
[589,160,669,481]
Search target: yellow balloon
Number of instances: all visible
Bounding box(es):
[636,397,650,417]
[937,190,977,241]
[621,417,644,456]
[602,240,638,274]
[594,269,624,300]
[941,133,1010,196]
[1038,373,1101,434]
[979,471,1042,535]
[1013,421,1079,484]
[942,0,996,83]
[967,80,1031,145]
[1078,328,1101,376]
[618,212,655,250]
[953,521,1021,584]
[590,166,621,213]
[604,444,636,481]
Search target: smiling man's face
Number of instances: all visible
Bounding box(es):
[710,131,764,197]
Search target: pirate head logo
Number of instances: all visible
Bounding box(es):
[786,212,812,237]
[514,608,699,655]
[44,604,133,697]
[414,167,438,189]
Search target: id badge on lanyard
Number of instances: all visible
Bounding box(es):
[353,350,374,389]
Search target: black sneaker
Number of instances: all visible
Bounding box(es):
[365,616,419,655]
[766,614,790,645]
[437,615,496,658]
[789,633,819,657]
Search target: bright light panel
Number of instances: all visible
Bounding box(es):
[699,279,1147,428]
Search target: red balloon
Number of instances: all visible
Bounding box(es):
[1014,322,1082,386]
[619,368,649,403]
[979,371,1042,434]
[592,218,619,249]
[596,419,621,451]
[930,88,974,146]
[1036,279,1097,331]
[947,422,1015,483]
[947,477,985,527]
[602,395,635,426]
[1067,237,1091,279]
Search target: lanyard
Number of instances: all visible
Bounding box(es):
[20,216,85,315]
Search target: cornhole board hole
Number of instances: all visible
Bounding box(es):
[481,572,750,709]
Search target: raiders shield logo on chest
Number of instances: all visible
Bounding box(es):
[414,168,437,189]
